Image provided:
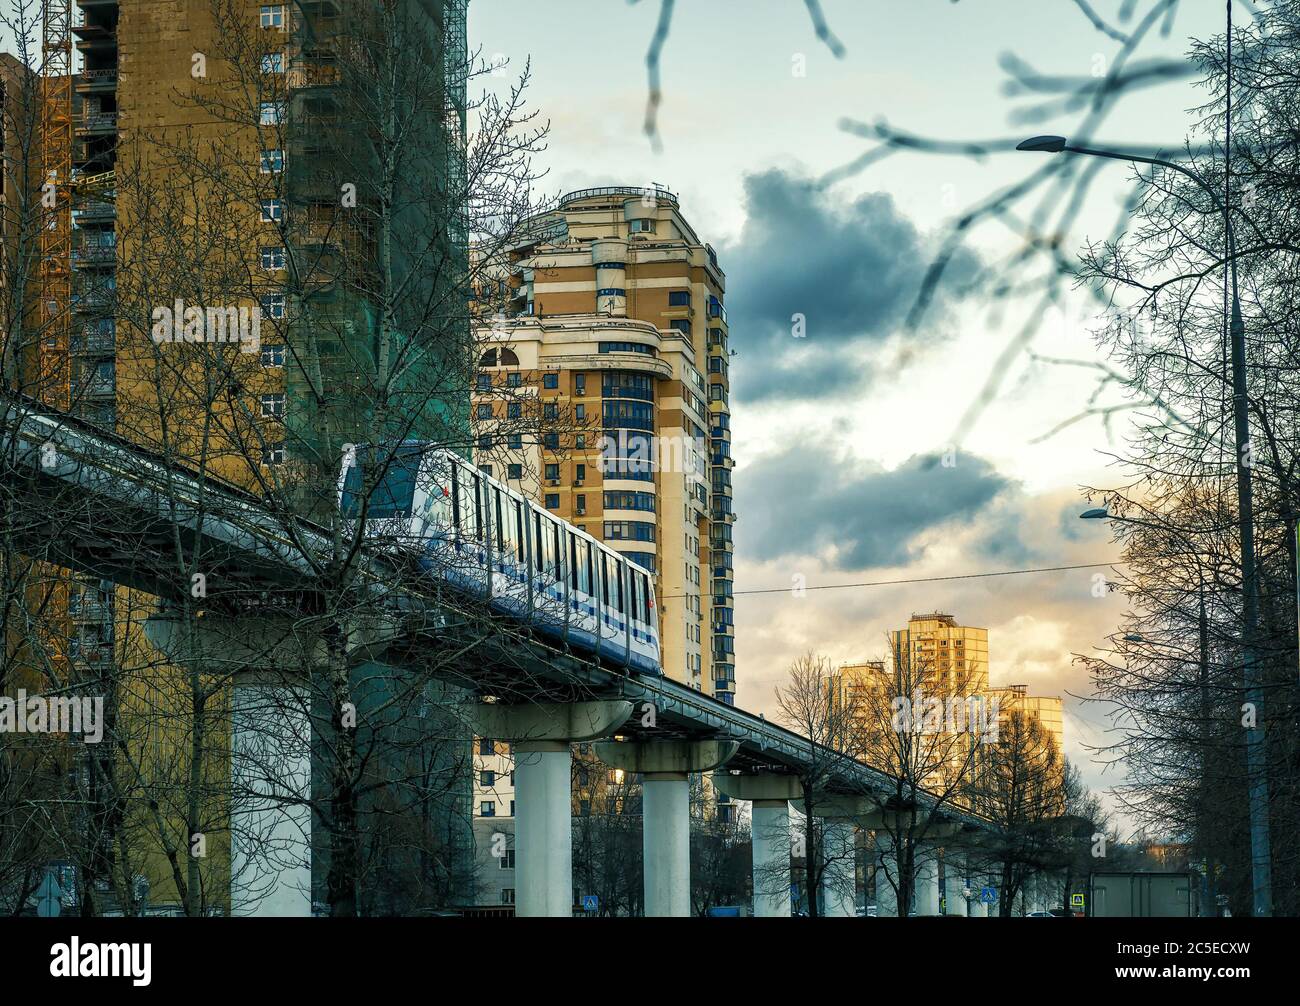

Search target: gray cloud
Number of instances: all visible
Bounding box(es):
[737,446,1014,571]
[721,169,979,403]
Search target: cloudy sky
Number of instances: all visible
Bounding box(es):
[470,0,1231,827]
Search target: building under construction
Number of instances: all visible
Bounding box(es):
[2,0,473,916]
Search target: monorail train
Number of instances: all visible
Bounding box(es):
[339,443,661,675]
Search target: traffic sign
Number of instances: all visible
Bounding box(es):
[979,886,997,905]
[581,894,599,912]
[1070,893,1085,908]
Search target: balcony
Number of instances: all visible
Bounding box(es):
[72,22,117,53]
[74,199,115,223]
[72,243,115,266]
[73,376,115,399]
[76,68,118,93]
[72,289,114,313]
[75,113,118,137]
[70,329,114,355]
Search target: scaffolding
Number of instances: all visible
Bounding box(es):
[39,0,73,410]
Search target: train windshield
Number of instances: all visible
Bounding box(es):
[341,446,423,518]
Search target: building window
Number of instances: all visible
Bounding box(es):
[260,393,285,418]
[498,850,515,869]
[477,435,492,451]
[260,5,286,29]
[507,464,522,480]
[507,434,523,450]
[629,218,655,233]
[262,443,285,466]
[261,52,284,73]
[575,374,586,395]
[476,373,491,391]
[260,199,284,222]
[545,494,559,510]
[604,520,655,542]
[261,246,286,270]
[543,433,559,450]
[507,402,521,420]
[507,372,521,388]
[260,101,285,126]
[598,341,654,356]
[603,491,655,512]
[260,343,285,368]
[476,403,492,420]
[260,293,286,319]
[543,402,558,420]
[478,464,492,477]
[502,889,515,905]
[481,770,495,787]
[480,801,495,817]
[670,319,691,334]
[545,463,559,481]
[543,373,558,389]
[259,149,284,173]
[479,738,494,755]
[668,290,690,307]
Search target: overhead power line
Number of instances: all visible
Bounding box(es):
[663,561,1121,601]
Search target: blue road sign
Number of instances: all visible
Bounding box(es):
[980,886,998,905]
[582,895,599,912]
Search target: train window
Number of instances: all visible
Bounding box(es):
[643,574,653,622]
[449,463,461,528]
[473,474,485,540]
[584,541,594,596]
[340,445,421,518]
[615,561,625,614]
[629,575,640,623]
[514,499,525,563]
[569,533,579,589]
[600,554,610,605]
[494,489,505,553]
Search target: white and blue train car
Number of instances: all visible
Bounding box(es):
[339,442,661,675]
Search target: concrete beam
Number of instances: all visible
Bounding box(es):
[144,610,401,672]
[473,700,633,744]
[712,772,802,802]
[594,738,738,775]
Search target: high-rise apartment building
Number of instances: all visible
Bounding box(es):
[889,612,990,693]
[990,684,1064,754]
[472,185,736,700]
[5,0,472,914]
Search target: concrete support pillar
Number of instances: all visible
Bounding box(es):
[712,773,801,918]
[874,830,899,917]
[231,678,311,916]
[145,609,403,918]
[474,700,632,918]
[643,773,690,917]
[513,741,574,917]
[751,800,792,917]
[595,739,738,917]
[914,846,941,916]
[945,847,969,917]
[819,818,857,917]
